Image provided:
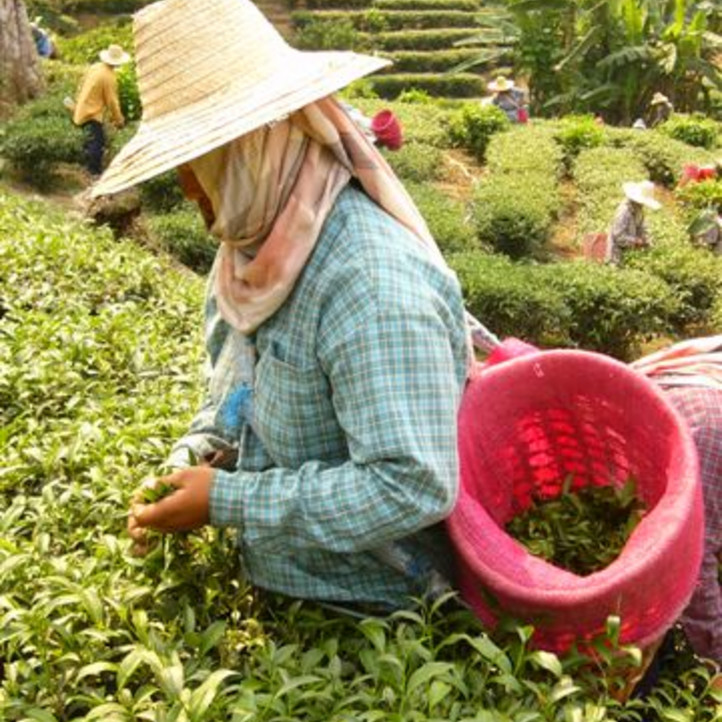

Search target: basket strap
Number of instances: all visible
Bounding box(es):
[465,311,500,353]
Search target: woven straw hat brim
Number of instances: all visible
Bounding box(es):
[93,50,389,197]
[99,49,131,66]
[623,182,661,210]
[488,79,514,92]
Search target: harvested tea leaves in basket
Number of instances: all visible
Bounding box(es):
[505,477,646,576]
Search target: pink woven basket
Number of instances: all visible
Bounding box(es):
[447,348,704,653]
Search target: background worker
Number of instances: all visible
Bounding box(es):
[606,180,660,264]
[632,336,722,664]
[487,76,528,123]
[648,92,674,128]
[689,209,722,255]
[29,18,55,59]
[71,44,129,177]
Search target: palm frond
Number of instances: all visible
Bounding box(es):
[596,44,655,71]
[447,47,510,74]
[554,26,600,72]
[578,83,619,102]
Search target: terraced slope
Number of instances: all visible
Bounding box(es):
[288,0,512,99]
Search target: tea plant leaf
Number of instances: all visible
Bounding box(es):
[77,660,119,680]
[188,669,238,720]
[427,679,452,709]
[359,619,388,652]
[118,647,152,690]
[549,676,582,703]
[406,661,455,695]
[198,620,227,657]
[467,634,512,673]
[661,711,694,722]
[22,709,59,722]
[274,674,323,700]
[84,702,128,720]
[529,650,563,678]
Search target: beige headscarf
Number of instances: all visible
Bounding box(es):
[186,96,446,334]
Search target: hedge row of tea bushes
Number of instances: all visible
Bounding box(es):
[450,251,678,358]
[5,191,722,720]
[472,124,563,259]
[290,0,508,99]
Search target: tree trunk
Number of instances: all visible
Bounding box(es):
[0,0,43,111]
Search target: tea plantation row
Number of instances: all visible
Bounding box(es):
[4,191,722,720]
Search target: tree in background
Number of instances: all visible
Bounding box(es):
[0,0,43,111]
[457,0,722,123]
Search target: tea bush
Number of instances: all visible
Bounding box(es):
[292,8,480,30]
[450,251,571,347]
[573,147,647,235]
[472,125,562,258]
[293,16,359,50]
[55,19,133,65]
[364,27,477,50]
[381,48,483,73]
[375,0,481,9]
[451,250,676,356]
[0,107,81,187]
[625,213,722,331]
[405,181,476,254]
[472,174,560,258]
[659,113,720,149]
[447,102,509,161]
[66,0,151,11]
[39,59,84,95]
[384,141,443,182]
[395,87,434,104]
[348,97,455,147]
[607,128,716,187]
[486,123,563,178]
[138,168,185,213]
[675,178,722,214]
[535,260,679,359]
[554,115,605,170]
[2,192,722,720]
[116,62,141,122]
[370,73,486,100]
[146,207,217,274]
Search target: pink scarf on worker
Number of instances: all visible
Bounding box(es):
[187,96,445,333]
[631,335,722,390]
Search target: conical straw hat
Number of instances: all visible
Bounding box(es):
[93,0,390,197]
[99,44,130,66]
[623,180,661,210]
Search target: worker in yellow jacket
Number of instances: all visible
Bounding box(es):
[70,44,130,177]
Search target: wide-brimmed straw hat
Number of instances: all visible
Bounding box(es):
[623,180,661,210]
[99,44,131,66]
[650,92,670,106]
[92,0,390,197]
[488,76,514,93]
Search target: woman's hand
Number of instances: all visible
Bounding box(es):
[128,466,215,555]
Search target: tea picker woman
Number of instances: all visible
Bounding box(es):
[648,92,674,128]
[606,180,660,265]
[487,76,528,124]
[633,336,722,664]
[96,0,470,608]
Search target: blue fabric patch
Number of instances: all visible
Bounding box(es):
[220,386,253,435]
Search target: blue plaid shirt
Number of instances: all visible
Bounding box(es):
[169,185,469,606]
